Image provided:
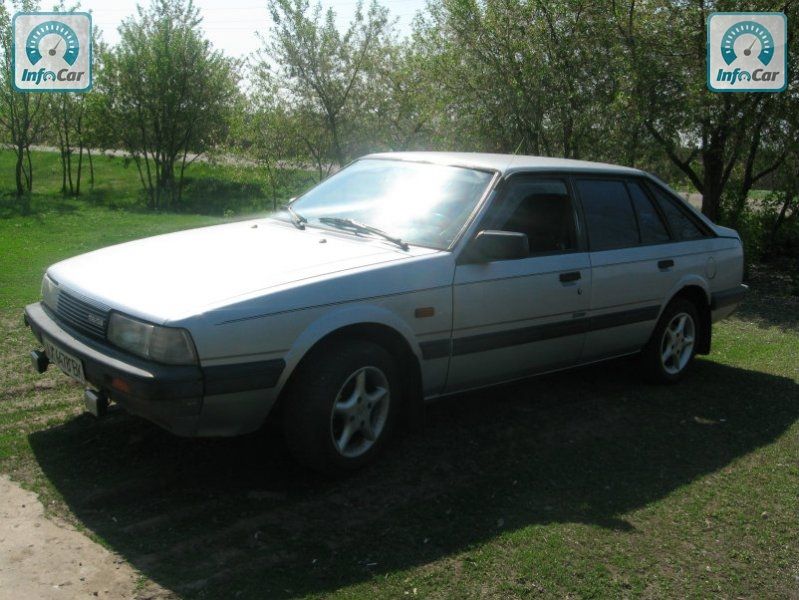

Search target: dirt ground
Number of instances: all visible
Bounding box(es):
[0,475,163,600]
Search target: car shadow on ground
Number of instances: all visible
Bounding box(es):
[29,357,799,598]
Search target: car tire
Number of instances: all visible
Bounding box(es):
[282,338,401,473]
[641,297,700,384]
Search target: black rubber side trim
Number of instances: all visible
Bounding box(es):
[203,359,285,395]
[441,304,661,358]
[453,318,589,356]
[711,284,748,310]
[419,339,451,360]
[589,305,660,332]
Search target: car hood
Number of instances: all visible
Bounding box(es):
[48,219,433,323]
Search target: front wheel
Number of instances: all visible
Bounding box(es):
[641,298,700,384]
[282,339,400,473]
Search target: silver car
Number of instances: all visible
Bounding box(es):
[25,152,747,472]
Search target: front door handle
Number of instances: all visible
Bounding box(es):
[559,271,581,283]
[658,259,675,270]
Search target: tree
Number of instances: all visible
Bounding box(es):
[49,92,85,196]
[47,20,108,196]
[80,35,113,188]
[0,0,46,198]
[414,0,625,159]
[617,0,799,222]
[236,69,296,207]
[104,0,239,209]
[363,41,437,151]
[261,0,391,167]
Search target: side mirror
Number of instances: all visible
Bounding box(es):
[287,196,297,204]
[467,230,529,262]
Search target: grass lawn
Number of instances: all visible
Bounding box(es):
[0,148,315,219]
[0,174,797,597]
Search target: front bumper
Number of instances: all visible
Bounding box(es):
[25,302,204,436]
[25,302,287,437]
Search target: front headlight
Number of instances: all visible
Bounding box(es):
[107,312,198,365]
[41,274,60,310]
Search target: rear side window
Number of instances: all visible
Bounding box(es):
[650,185,707,240]
[627,181,670,244]
[576,179,639,251]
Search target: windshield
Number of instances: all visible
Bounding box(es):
[285,159,495,250]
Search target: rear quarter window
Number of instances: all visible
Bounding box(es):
[649,184,709,241]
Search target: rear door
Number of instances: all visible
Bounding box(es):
[576,177,676,360]
[446,175,591,392]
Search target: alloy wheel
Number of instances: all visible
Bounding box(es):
[329,366,390,458]
[660,312,696,375]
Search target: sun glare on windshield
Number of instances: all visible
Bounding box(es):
[291,159,495,250]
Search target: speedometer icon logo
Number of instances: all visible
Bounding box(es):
[720,21,774,66]
[25,20,80,66]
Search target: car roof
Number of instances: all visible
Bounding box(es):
[362,151,644,177]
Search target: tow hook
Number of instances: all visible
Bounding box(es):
[83,389,109,418]
[30,350,49,374]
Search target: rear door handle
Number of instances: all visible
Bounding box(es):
[559,271,581,283]
[658,259,675,270]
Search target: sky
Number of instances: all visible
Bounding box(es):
[76,0,428,59]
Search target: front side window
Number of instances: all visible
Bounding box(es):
[287,159,495,250]
[488,178,577,255]
[576,179,639,251]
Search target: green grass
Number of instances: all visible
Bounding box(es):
[0,183,797,598]
[0,148,315,218]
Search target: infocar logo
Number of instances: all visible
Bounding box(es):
[12,12,92,93]
[707,13,787,92]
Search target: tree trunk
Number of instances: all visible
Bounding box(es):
[14,144,25,197]
[65,131,74,196]
[701,152,725,222]
[59,131,67,194]
[87,148,95,186]
[25,146,33,192]
[76,145,84,196]
[328,116,345,167]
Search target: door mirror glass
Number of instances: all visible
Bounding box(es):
[469,230,529,262]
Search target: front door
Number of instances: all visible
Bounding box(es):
[446,176,591,392]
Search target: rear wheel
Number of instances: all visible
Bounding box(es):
[641,297,700,384]
[282,339,400,473]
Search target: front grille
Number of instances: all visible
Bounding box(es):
[56,289,109,339]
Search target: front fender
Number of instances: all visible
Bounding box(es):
[273,304,422,397]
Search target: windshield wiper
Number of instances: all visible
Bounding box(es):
[286,205,307,230]
[318,217,409,250]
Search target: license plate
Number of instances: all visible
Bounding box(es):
[44,338,85,384]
